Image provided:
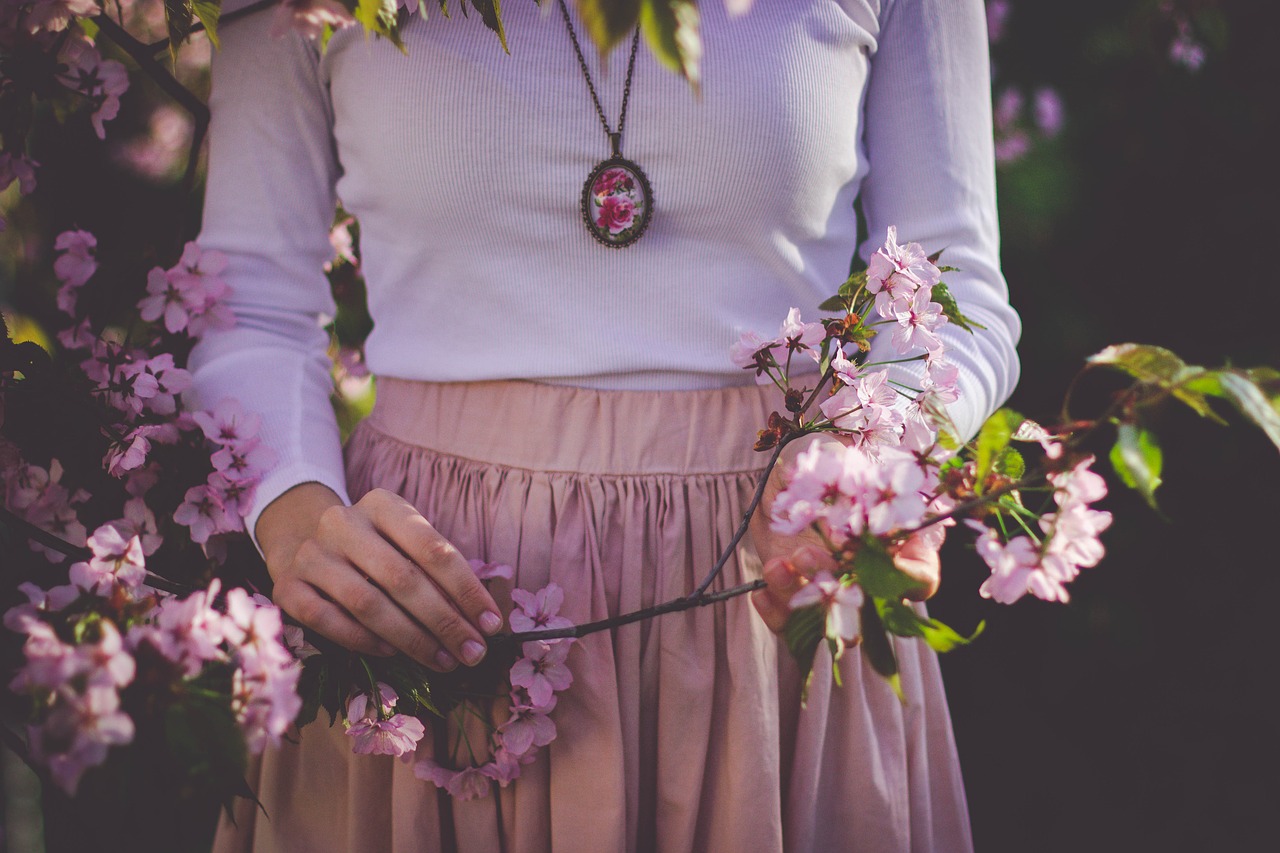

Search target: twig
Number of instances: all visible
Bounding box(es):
[1,507,195,595]
[500,578,767,645]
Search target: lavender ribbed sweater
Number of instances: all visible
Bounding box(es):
[189,0,1021,540]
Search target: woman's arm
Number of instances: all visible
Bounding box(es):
[752,0,1020,631]
[189,9,499,670]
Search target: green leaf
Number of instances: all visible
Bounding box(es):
[468,0,508,52]
[974,408,1024,491]
[875,598,984,653]
[784,604,825,704]
[192,0,221,49]
[837,270,868,298]
[994,446,1025,480]
[817,294,848,313]
[931,282,986,333]
[1219,370,1280,453]
[639,0,700,89]
[576,0,641,56]
[1086,343,1188,385]
[859,597,903,704]
[79,17,99,40]
[1109,422,1164,508]
[853,538,919,602]
[355,0,405,51]
[164,0,195,66]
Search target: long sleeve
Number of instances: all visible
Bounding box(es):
[186,8,350,546]
[859,0,1022,441]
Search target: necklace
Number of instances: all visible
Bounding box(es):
[556,0,654,248]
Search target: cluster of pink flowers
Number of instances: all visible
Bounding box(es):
[994,86,1065,165]
[969,456,1112,604]
[730,307,826,378]
[56,32,130,140]
[6,519,301,792]
[344,682,427,758]
[411,564,577,800]
[177,399,275,546]
[2,459,89,562]
[137,241,234,337]
[770,441,934,543]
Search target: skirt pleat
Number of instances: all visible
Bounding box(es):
[212,378,972,853]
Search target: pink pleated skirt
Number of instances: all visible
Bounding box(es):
[212,378,973,853]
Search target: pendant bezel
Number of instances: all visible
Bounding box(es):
[580,156,654,249]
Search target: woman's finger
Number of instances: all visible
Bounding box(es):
[365,490,503,637]
[357,533,490,666]
[273,579,395,658]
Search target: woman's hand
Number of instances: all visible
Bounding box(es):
[748,433,942,637]
[256,483,503,672]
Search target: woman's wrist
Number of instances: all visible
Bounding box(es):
[255,482,346,574]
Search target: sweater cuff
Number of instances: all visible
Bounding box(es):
[244,462,352,557]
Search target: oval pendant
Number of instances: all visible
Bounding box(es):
[580,157,654,248]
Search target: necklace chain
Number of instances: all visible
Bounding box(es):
[556,0,641,153]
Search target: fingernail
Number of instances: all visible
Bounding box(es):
[461,639,486,666]
[435,649,457,669]
[479,611,503,635]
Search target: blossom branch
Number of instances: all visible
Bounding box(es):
[500,578,768,644]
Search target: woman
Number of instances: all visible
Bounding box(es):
[191,0,1021,850]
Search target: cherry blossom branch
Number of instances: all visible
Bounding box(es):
[0,507,194,595]
[500,578,768,644]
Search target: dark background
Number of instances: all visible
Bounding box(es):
[931,2,1280,852]
[2,1,1279,851]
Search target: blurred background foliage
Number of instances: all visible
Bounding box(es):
[2,0,1278,851]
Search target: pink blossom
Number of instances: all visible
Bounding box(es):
[129,584,227,676]
[112,497,162,556]
[192,399,262,446]
[70,525,146,596]
[24,0,99,34]
[509,584,573,633]
[210,438,275,484]
[223,588,289,666]
[103,424,170,477]
[596,195,635,235]
[3,581,79,633]
[125,353,191,416]
[325,218,358,271]
[481,747,533,786]
[789,571,864,643]
[890,286,947,355]
[509,640,573,709]
[29,686,134,795]
[346,713,426,757]
[230,662,302,754]
[414,759,493,801]
[729,329,777,379]
[866,226,941,319]
[468,558,514,582]
[1034,88,1065,137]
[1169,20,1206,70]
[173,484,234,544]
[53,229,97,288]
[995,130,1032,164]
[281,624,320,660]
[829,343,862,386]
[776,307,825,355]
[137,267,202,334]
[207,471,255,524]
[76,621,136,689]
[56,318,95,351]
[57,37,128,139]
[499,694,557,756]
[10,621,81,693]
[0,152,38,196]
[986,0,1010,44]
[593,167,633,197]
[271,0,358,40]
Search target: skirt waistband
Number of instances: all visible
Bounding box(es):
[364,378,780,477]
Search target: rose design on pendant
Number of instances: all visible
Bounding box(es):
[580,158,653,248]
